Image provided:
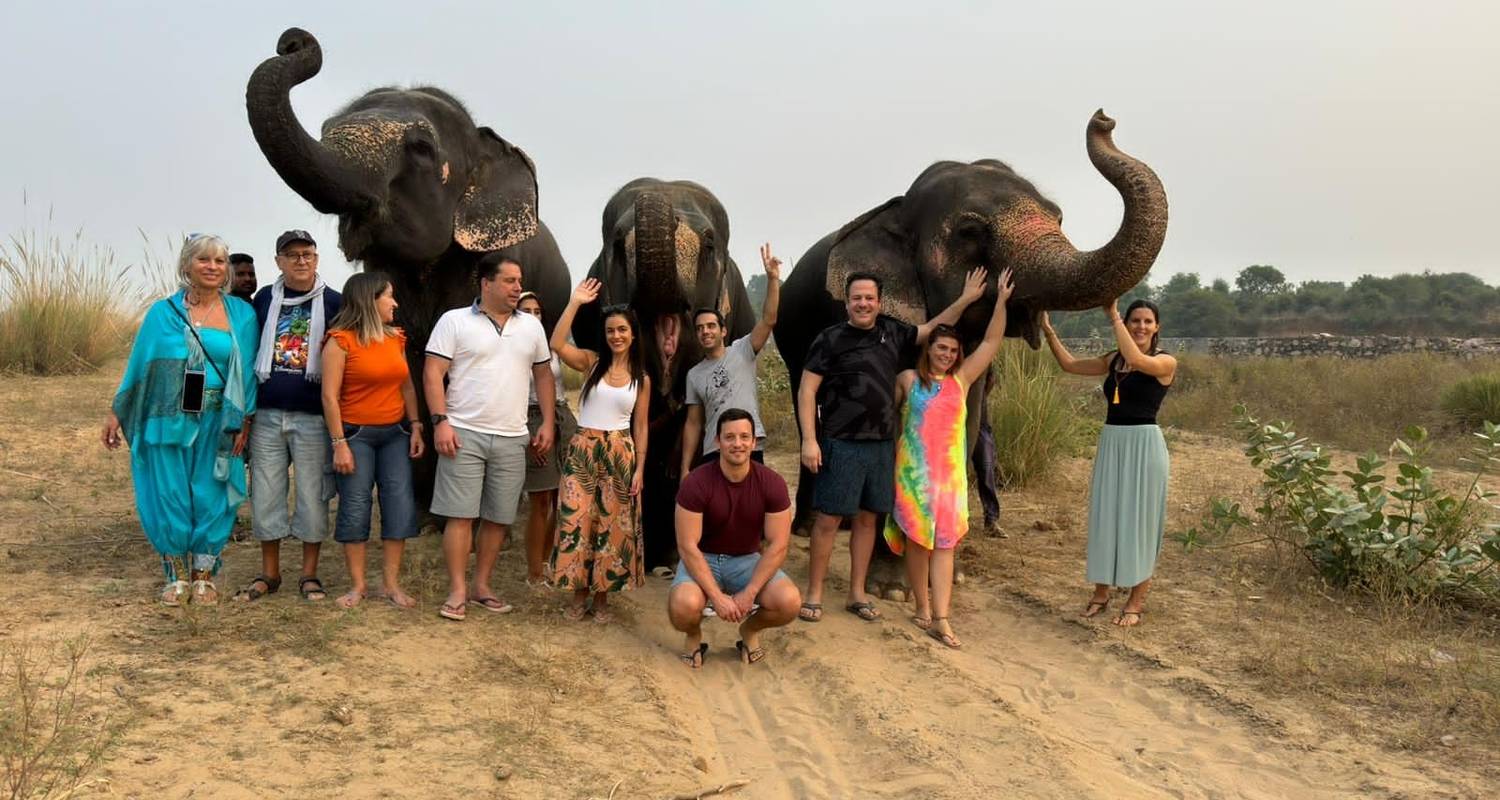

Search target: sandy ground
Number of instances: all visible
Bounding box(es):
[1,370,1496,799]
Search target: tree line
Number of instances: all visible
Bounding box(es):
[747,267,1500,338]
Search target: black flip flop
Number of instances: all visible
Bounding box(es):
[679,642,708,669]
[735,640,766,665]
[233,574,281,602]
[845,601,881,622]
[798,602,823,623]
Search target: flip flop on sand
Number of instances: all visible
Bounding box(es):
[736,640,766,665]
[470,596,514,614]
[798,602,823,623]
[845,601,881,622]
[438,601,467,621]
[679,642,708,669]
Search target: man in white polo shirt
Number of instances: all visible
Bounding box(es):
[424,253,555,621]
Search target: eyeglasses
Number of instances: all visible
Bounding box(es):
[279,252,318,263]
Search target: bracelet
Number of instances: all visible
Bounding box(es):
[330,437,347,445]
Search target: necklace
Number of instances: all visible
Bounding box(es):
[186,291,221,328]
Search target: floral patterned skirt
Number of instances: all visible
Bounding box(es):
[549,428,643,593]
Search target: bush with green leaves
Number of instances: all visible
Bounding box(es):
[1177,405,1500,599]
[1440,372,1500,432]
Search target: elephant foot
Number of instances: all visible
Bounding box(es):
[865,555,909,603]
[955,567,967,586]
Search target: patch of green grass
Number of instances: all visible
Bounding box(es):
[1441,372,1500,431]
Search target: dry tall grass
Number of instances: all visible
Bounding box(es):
[1161,353,1499,463]
[0,228,148,375]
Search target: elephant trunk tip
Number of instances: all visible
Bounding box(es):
[276,28,319,57]
[1090,109,1116,133]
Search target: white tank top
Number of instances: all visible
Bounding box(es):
[576,377,638,431]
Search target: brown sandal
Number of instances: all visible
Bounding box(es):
[232,574,281,602]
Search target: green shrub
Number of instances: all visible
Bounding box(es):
[0,229,144,375]
[988,344,1091,487]
[1441,373,1500,431]
[1178,405,1500,600]
[1,636,116,799]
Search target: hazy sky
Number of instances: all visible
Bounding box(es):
[3,1,1496,292]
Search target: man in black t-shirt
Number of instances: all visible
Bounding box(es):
[796,268,986,624]
[669,409,801,668]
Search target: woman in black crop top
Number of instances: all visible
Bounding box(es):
[1040,299,1176,627]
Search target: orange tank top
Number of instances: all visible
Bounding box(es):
[328,328,409,425]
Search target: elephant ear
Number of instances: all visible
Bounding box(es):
[825,198,925,325]
[453,126,539,252]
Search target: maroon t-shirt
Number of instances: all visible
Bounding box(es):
[676,461,791,556]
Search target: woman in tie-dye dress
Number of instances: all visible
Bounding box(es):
[884,268,1013,649]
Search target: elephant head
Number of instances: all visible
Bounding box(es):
[584,179,753,398]
[245,28,539,270]
[825,110,1167,347]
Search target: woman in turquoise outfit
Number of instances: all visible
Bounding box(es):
[102,234,259,606]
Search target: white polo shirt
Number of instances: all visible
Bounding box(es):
[425,301,551,436]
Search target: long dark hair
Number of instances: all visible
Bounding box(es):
[1124,299,1162,355]
[580,304,647,404]
[328,271,396,346]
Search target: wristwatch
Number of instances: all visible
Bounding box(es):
[430,413,449,426]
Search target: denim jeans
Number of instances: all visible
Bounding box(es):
[249,408,332,543]
[334,422,418,543]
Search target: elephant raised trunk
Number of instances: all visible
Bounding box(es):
[1008,109,1168,310]
[245,28,367,216]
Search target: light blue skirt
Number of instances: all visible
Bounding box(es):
[1085,424,1169,588]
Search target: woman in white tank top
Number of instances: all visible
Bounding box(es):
[547,278,652,622]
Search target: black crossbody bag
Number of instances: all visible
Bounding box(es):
[167,300,229,413]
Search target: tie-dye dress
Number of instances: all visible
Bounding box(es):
[884,374,969,554]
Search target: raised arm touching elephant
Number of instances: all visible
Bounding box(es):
[773,110,1168,596]
[577,179,755,569]
[245,28,572,503]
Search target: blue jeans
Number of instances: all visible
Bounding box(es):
[334,422,419,543]
[249,409,333,543]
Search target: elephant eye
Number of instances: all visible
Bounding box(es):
[406,138,436,159]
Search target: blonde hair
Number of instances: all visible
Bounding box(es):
[177,234,231,291]
[328,271,397,346]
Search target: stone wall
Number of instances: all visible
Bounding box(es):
[1058,335,1500,360]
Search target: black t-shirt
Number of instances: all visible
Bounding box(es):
[676,461,791,556]
[802,315,916,441]
[252,285,343,414]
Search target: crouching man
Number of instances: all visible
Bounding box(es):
[669,408,801,668]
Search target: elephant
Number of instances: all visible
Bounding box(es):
[773,110,1168,596]
[577,179,755,568]
[245,27,572,503]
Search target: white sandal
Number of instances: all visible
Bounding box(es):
[190,579,219,606]
[161,580,189,606]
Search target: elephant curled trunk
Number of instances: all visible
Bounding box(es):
[1010,109,1168,310]
[245,28,366,216]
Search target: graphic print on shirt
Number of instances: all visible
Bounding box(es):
[272,304,312,374]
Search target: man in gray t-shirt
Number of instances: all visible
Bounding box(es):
[680,243,783,476]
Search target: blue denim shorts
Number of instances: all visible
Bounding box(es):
[811,438,895,516]
[672,552,788,596]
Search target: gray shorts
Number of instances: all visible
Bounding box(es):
[523,402,578,494]
[430,426,528,524]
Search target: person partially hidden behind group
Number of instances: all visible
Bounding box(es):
[1040,298,1175,627]
[320,272,425,609]
[884,268,1015,649]
[549,278,650,623]
[669,409,802,668]
[516,290,578,588]
[103,234,259,605]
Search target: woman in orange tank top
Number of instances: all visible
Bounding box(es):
[321,272,425,609]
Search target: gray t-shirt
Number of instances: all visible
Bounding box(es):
[685,335,765,454]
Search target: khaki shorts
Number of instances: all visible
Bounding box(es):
[523,402,578,494]
[430,426,528,524]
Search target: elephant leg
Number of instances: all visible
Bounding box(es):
[865,511,909,601]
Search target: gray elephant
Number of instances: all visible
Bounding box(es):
[246,27,572,500]
[774,110,1168,593]
[576,179,755,567]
